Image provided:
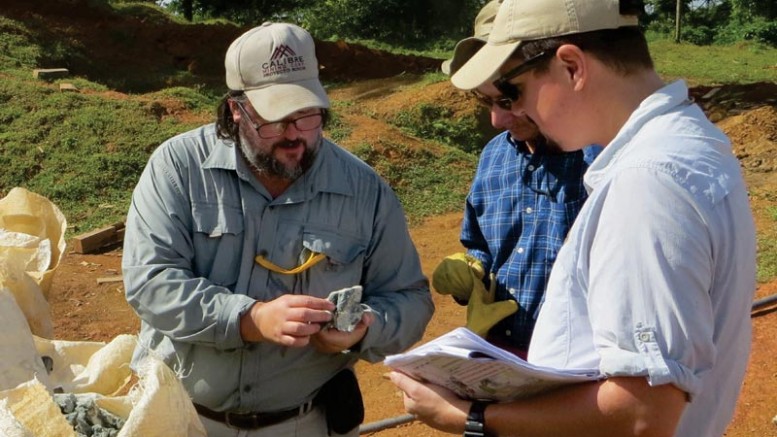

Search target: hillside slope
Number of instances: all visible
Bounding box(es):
[1,0,442,92]
[1,2,777,436]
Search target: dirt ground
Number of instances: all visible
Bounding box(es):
[48,210,777,437]
[47,78,777,436]
[4,0,776,434]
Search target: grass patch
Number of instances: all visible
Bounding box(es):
[756,205,777,283]
[324,36,454,61]
[325,102,353,143]
[649,37,777,85]
[390,103,486,154]
[0,17,43,70]
[352,142,477,224]
[757,235,777,283]
[0,74,210,234]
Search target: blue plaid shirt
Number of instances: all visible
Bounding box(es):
[461,132,600,351]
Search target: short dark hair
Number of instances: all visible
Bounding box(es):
[517,26,654,76]
[215,91,331,142]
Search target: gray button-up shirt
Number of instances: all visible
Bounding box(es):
[122,123,433,412]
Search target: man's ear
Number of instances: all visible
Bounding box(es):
[555,44,587,91]
[227,99,241,123]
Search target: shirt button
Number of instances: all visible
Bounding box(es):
[525,207,533,214]
[639,333,651,342]
[505,330,512,336]
[243,385,252,393]
[527,165,535,171]
[516,247,525,254]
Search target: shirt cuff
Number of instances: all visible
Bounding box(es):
[216,295,257,350]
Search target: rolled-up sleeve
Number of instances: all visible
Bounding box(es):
[123,142,255,351]
[589,168,714,398]
[357,183,434,362]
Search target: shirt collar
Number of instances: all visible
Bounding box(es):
[202,128,237,172]
[584,80,691,192]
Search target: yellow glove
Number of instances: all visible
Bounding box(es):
[431,252,486,302]
[466,273,518,337]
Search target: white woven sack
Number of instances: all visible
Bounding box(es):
[0,289,50,392]
[34,334,135,396]
[0,187,67,300]
[117,356,206,437]
[0,399,34,437]
[0,244,53,338]
[0,379,75,437]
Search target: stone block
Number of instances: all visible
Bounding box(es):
[59,83,78,92]
[32,68,69,81]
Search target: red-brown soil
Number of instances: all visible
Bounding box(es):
[3,0,776,435]
[47,77,777,436]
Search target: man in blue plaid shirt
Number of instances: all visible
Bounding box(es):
[438,0,600,358]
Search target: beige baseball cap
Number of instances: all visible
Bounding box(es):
[225,22,330,122]
[451,0,639,90]
[441,0,501,75]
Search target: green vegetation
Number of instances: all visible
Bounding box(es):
[390,103,487,154]
[2,1,777,282]
[649,37,777,85]
[325,103,353,143]
[352,143,477,225]
[754,199,777,283]
[0,77,211,233]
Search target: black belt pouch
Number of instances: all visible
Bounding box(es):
[317,368,364,435]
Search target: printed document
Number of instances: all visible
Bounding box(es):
[384,327,602,401]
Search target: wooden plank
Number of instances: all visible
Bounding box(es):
[96,276,123,284]
[72,222,125,254]
[32,68,69,80]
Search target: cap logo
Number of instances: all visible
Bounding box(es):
[262,44,306,77]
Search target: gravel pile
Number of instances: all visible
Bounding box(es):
[54,393,125,437]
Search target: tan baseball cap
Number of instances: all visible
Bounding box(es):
[225,22,330,122]
[451,0,639,90]
[441,0,501,76]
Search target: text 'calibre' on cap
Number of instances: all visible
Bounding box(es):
[225,22,330,122]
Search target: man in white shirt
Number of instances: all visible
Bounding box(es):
[389,1,756,436]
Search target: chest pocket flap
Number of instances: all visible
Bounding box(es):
[192,203,244,237]
[302,227,367,265]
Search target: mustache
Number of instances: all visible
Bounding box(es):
[274,139,305,150]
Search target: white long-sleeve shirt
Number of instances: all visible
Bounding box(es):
[529,81,756,437]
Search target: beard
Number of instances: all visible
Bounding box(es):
[238,134,319,181]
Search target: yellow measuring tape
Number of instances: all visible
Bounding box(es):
[254,251,326,275]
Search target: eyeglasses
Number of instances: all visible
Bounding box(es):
[493,48,558,103]
[235,102,323,139]
[470,91,513,111]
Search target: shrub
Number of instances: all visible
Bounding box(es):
[390,103,486,154]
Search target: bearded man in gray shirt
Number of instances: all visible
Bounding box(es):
[122,22,433,437]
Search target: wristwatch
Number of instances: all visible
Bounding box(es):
[463,400,492,437]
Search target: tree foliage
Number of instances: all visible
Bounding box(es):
[298,0,486,47]
[158,0,776,48]
[164,0,306,23]
[161,0,486,48]
[644,0,777,45]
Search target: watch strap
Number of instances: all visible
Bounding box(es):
[463,400,492,437]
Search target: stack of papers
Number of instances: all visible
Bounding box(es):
[384,327,602,402]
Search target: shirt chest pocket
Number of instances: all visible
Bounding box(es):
[191,203,244,287]
[300,228,368,296]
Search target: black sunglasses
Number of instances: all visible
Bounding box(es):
[470,91,513,111]
[493,48,558,102]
